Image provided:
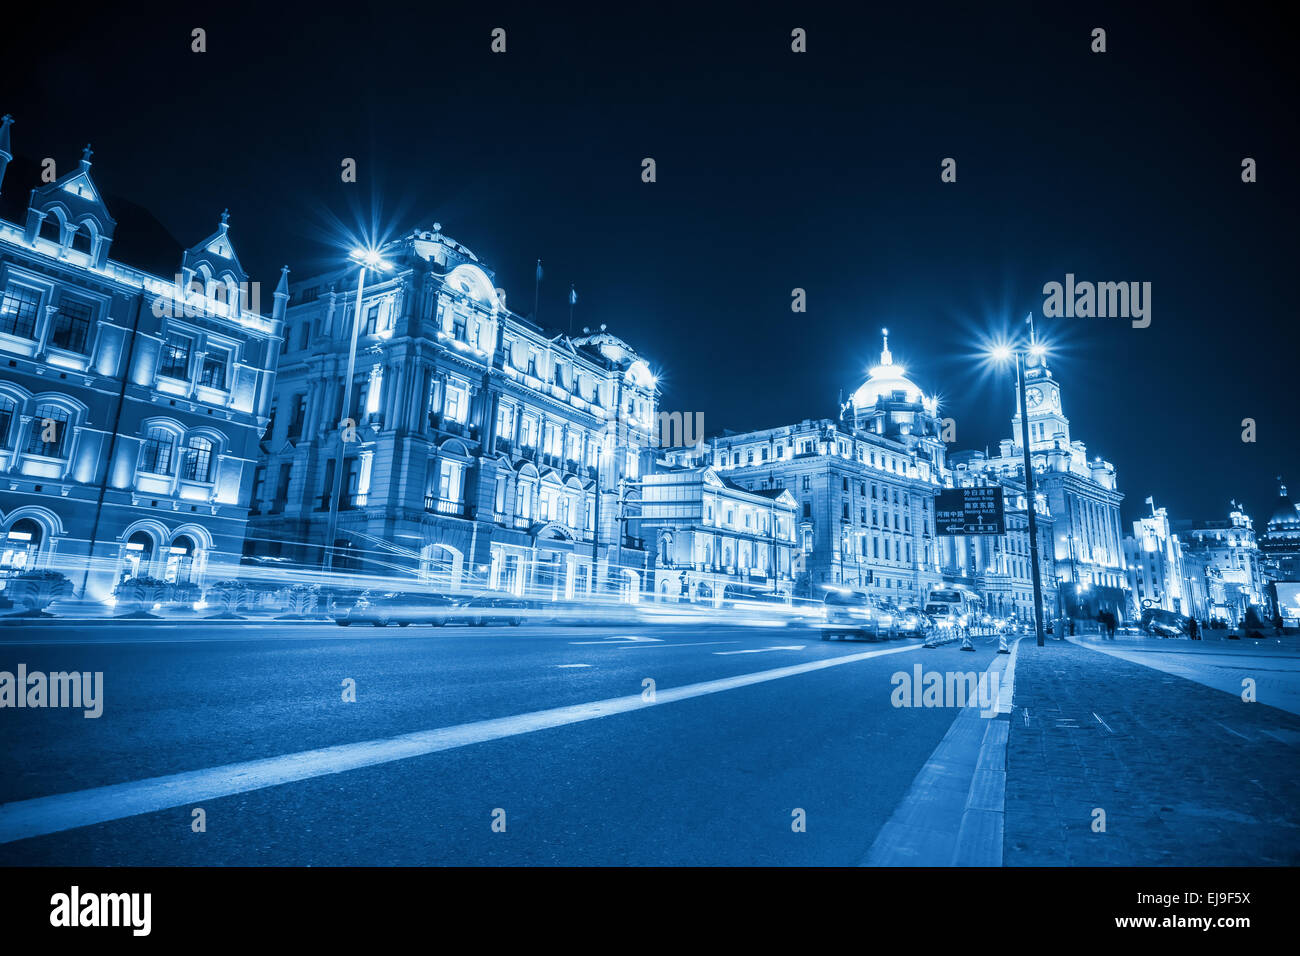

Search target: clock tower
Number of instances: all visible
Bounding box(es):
[1012,338,1070,452]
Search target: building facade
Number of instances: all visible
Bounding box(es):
[0,122,283,603]
[1123,503,1191,616]
[1260,481,1300,624]
[1173,505,1268,625]
[246,224,657,601]
[634,465,797,604]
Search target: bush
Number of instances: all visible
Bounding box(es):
[205,579,252,614]
[5,570,73,612]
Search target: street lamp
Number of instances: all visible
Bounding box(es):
[988,325,1049,647]
[323,246,393,572]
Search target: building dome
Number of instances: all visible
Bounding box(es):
[850,328,925,408]
[1268,482,1300,529]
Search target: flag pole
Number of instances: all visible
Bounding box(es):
[569,283,575,335]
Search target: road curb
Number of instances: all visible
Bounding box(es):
[863,637,1020,867]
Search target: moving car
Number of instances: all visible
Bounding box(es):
[896,606,932,638]
[1139,607,1193,639]
[334,591,457,627]
[821,589,897,641]
[459,592,529,626]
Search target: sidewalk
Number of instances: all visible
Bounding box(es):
[1004,639,1300,866]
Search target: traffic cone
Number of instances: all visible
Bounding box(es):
[997,633,1010,654]
[960,631,975,651]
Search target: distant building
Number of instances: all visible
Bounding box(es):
[1173,505,1268,625]
[246,224,656,601]
[0,119,283,602]
[663,330,948,607]
[634,465,797,604]
[1258,480,1300,623]
[1123,503,1191,616]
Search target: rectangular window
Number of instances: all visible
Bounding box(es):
[494,475,507,514]
[437,460,464,502]
[51,298,94,353]
[26,406,70,458]
[0,284,41,339]
[200,349,228,388]
[140,430,176,475]
[272,463,292,513]
[444,381,468,423]
[287,393,307,439]
[250,466,266,513]
[520,414,539,448]
[364,303,380,335]
[160,334,193,379]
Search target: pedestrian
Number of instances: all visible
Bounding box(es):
[1106,611,1116,640]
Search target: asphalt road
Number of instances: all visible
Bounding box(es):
[0,621,1006,865]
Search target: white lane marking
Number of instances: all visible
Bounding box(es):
[0,642,921,845]
[617,641,739,649]
[713,645,807,655]
[568,635,663,645]
[1092,712,1115,734]
[555,664,591,669]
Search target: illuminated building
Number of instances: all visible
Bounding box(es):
[961,338,1129,620]
[662,330,946,606]
[943,451,1057,623]
[1123,503,1191,616]
[246,224,656,600]
[1172,505,1267,625]
[634,466,798,604]
[0,118,285,602]
[1259,481,1300,624]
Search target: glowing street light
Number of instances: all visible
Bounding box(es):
[324,246,392,572]
[984,315,1050,648]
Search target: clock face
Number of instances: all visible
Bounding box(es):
[1026,387,1043,408]
[1049,391,1060,410]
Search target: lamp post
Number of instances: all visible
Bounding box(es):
[323,248,391,572]
[990,331,1049,648]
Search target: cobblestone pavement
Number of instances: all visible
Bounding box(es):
[1004,639,1300,866]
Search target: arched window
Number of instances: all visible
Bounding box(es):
[38,214,62,246]
[70,224,94,256]
[139,428,177,475]
[121,530,154,582]
[164,534,197,584]
[0,519,43,577]
[26,405,71,458]
[181,435,214,482]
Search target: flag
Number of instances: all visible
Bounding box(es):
[535,260,543,282]
[569,285,577,305]
[1145,496,1154,506]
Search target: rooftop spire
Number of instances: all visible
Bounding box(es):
[0,114,13,156]
[880,327,892,366]
[219,208,230,231]
[81,143,93,166]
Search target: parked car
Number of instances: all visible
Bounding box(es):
[821,589,897,641]
[1139,607,1193,638]
[459,592,529,626]
[334,591,457,627]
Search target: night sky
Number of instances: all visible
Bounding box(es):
[4,2,1295,528]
